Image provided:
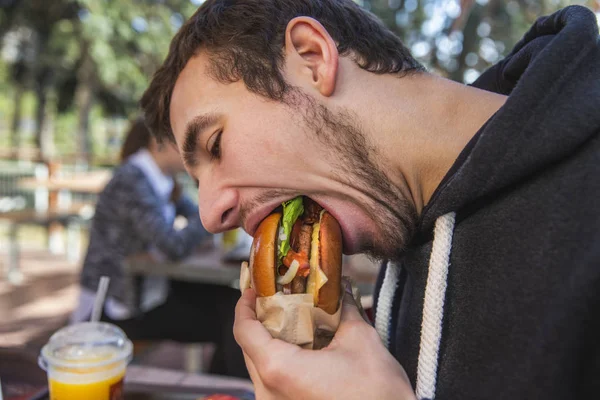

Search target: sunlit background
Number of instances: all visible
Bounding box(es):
[0,0,597,164]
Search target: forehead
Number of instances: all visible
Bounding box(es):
[170,52,245,143]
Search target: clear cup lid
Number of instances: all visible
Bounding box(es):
[39,322,133,370]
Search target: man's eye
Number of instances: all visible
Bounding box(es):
[208,130,222,161]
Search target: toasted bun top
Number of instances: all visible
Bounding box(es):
[317,211,343,314]
[250,208,343,314]
[249,212,280,297]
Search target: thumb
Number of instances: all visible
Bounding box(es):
[340,279,370,324]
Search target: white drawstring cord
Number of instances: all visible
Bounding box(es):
[415,212,456,399]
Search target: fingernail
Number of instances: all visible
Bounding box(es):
[344,280,353,295]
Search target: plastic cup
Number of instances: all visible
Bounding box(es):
[39,321,133,400]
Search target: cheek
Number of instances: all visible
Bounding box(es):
[216,136,297,188]
[225,140,276,176]
[222,103,323,184]
[226,120,292,171]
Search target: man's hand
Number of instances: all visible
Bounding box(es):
[233,285,417,400]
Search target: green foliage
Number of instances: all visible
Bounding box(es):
[0,0,198,158]
[0,0,197,116]
[363,0,597,83]
[72,0,197,113]
[0,0,597,158]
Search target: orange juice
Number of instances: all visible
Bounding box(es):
[223,228,239,251]
[39,322,132,400]
[48,370,125,399]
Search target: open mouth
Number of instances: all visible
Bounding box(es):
[246,196,343,315]
[313,205,353,254]
[246,196,355,254]
[244,203,284,237]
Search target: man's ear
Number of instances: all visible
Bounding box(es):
[284,16,339,97]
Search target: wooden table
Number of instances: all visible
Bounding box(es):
[11,169,109,279]
[0,204,94,284]
[125,249,379,297]
[125,249,243,289]
[125,365,254,399]
[18,169,112,194]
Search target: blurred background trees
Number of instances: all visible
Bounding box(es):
[0,0,598,165]
[366,0,598,82]
[0,0,198,163]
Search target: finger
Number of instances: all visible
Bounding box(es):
[339,281,366,323]
[340,278,372,323]
[233,288,273,362]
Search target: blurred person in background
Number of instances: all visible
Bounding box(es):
[72,117,247,378]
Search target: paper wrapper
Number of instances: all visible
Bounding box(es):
[257,292,342,349]
[240,262,345,349]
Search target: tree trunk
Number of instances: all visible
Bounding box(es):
[450,4,483,83]
[0,2,20,40]
[74,41,96,166]
[450,0,477,32]
[34,72,51,160]
[33,27,53,160]
[10,83,24,157]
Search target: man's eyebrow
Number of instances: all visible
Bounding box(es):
[181,113,219,168]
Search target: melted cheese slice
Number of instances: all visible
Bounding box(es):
[306,213,329,306]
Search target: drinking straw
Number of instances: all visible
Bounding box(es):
[90,276,110,322]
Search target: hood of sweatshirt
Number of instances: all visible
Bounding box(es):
[418,5,600,239]
[374,6,600,399]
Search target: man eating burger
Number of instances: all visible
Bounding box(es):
[140,1,600,399]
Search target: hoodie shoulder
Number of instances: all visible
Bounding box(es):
[420,6,600,235]
[473,5,599,95]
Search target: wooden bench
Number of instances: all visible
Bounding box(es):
[0,204,94,284]
[18,170,111,194]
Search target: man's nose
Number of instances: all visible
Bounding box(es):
[198,186,240,234]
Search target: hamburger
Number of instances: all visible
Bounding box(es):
[246,197,342,314]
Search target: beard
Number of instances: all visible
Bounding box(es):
[283,88,418,262]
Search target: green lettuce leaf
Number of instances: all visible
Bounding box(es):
[278,197,304,262]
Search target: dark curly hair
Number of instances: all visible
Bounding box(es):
[141,0,424,142]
